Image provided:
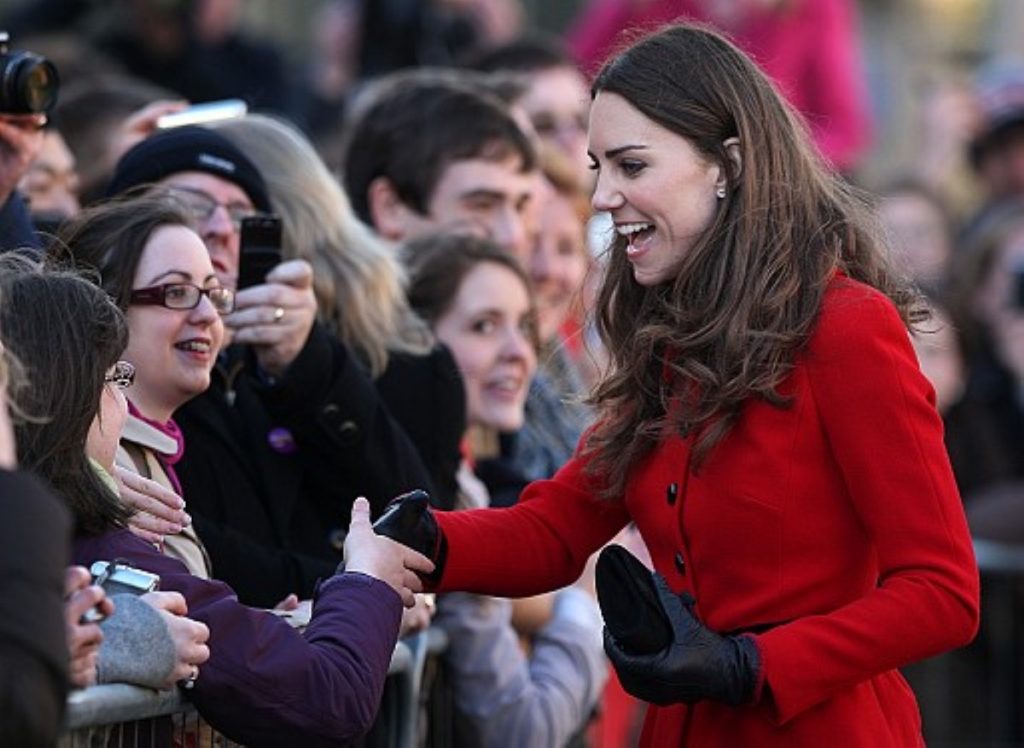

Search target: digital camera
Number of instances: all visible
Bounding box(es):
[0,32,58,114]
[81,560,160,623]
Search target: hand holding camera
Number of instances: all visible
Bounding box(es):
[64,566,111,688]
[0,32,57,116]
[0,32,58,206]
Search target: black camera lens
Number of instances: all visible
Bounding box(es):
[0,51,58,114]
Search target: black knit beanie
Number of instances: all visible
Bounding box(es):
[106,125,271,212]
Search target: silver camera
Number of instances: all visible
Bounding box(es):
[81,560,160,623]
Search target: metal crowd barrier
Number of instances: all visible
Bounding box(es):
[971,538,1024,742]
[905,538,1024,745]
[59,627,451,748]
[64,540,1024,746]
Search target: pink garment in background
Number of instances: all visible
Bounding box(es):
[568,0,871,171]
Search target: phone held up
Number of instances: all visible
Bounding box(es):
[237,214,283,290]
[155,98,247,129]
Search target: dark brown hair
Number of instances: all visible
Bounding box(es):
[342,73,536,225]
[584,24,920,498]
[0,254,131,535]
[47,191,195,310]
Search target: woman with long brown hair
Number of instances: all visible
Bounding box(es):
[375,23,980,745]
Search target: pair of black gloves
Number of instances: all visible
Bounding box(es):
[373,491,760,707]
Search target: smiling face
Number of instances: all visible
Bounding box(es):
[123,224,225,422]
[433,262,537,431]
[588,92,723,286]
[423,156,538,261]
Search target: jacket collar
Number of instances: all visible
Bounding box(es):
[121,411,180,457]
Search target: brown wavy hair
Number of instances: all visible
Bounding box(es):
[0,254,131,535]
[583,24,921,498]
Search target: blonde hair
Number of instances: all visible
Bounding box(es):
[215,114,431,376]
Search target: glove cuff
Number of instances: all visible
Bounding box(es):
[725,633,763,706]
[425,530,448,588]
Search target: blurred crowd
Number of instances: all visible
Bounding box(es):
[0,0,1020,745]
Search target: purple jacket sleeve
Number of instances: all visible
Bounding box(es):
[73,530,402,746]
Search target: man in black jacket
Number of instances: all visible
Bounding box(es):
[107,126,433,606]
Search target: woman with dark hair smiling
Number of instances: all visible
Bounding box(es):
[405,231,607,747]
[0,254,433,745]
[375,23,980,745]
[51,194,220,578]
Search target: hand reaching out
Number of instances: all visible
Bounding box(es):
[343,497,434,607]
[106,99,188,169]
[63,566,112,688]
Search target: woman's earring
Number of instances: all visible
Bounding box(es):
[716,185,727,199]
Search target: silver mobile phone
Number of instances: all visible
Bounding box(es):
[155,99,248,129]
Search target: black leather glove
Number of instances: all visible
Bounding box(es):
[596,544,673,654]
[603,571,761,707]
[372,489,447,584]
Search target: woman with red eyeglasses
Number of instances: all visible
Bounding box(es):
[51,193,231,578]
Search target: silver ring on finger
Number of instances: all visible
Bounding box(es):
[182,665,199,689]
[273,306,285,324]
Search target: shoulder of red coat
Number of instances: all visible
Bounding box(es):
[811,273,906,352]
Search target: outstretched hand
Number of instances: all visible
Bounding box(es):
[371,489,447,583]
[344,497,434,607]
[603,573,760,707]
[107,99,188,167]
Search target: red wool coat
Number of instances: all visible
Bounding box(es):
[435,277,980,746]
